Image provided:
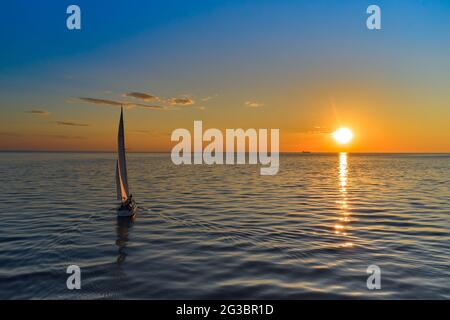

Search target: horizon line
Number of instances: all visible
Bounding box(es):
[0,150,449,155]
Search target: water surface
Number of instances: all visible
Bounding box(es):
[0,152,449,299]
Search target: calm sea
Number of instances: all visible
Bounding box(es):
[0,152,449,299]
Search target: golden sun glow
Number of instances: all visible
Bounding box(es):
[332,127,353,145]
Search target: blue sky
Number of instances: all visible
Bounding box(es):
[1,0,449,69]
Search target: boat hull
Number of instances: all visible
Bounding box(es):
[117,201,137,217]
[117,206,137,217]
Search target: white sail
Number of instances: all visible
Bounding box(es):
[116,106,130,202]
[116,160,121,200]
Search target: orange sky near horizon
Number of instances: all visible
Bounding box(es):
[1,78,449,153]
[1,101,449,153]
[0,78,449,153]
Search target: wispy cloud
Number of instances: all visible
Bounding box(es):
[293,126,331,135]
[124,92,159,102]
[76,92,205,111]
[245,101,264,108]
[24,109,51,116]
[308,126,331,134]
[77,97,164,110]
[56,121,90,127]
[125,91,205,107]
[136,104,164,110]
[167,97,195,106]
[78,97,126,106]
[201,94,218,102]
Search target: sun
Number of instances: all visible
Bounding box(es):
[332,127,353,144]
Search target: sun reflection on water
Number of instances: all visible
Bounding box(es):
[335,152,353,247]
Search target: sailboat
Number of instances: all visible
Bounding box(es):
[116,106,137,217]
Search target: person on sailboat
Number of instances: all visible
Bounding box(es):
[124,194,133,209]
